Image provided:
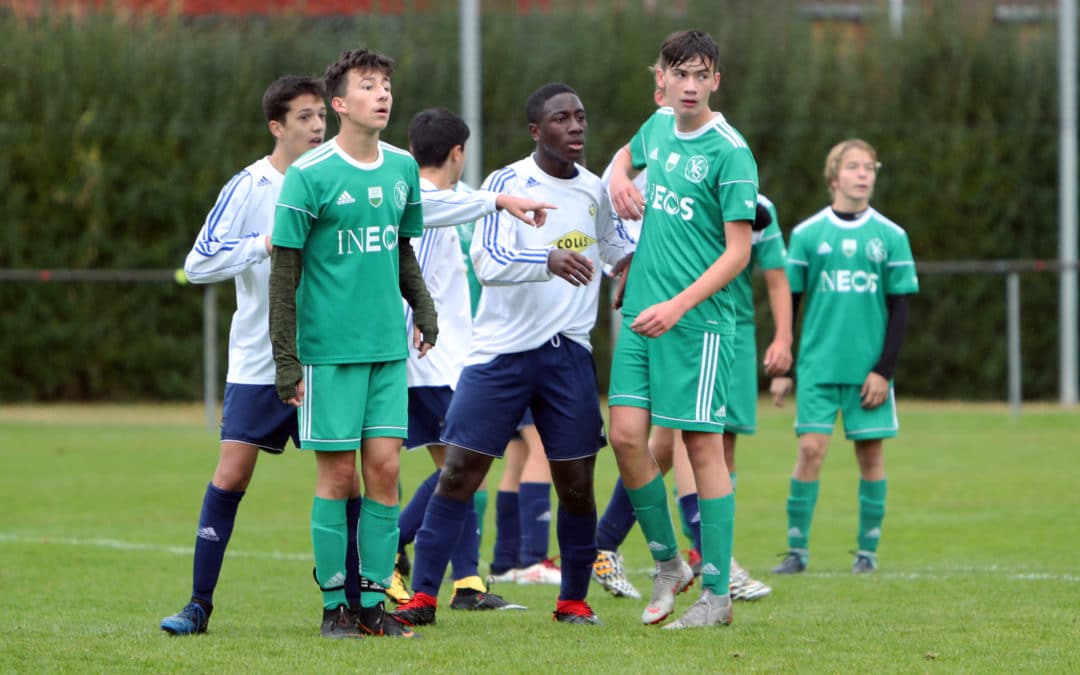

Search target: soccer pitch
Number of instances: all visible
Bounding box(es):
[1,401,1076,672]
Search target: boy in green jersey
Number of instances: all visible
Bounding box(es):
[268,48,435,639]
[771,139,919,576]
[607,29,757,629]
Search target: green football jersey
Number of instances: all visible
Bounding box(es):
[623,108,759,334]
[272,139,424,365]
[729,193,788,328]
[786,206,919,384]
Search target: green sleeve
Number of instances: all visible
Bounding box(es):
[269,246,302,401]
[398,238,438,346]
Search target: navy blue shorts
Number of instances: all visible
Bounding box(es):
[406,385,454,450]
[441,335,605,461]
[220,383,299,454]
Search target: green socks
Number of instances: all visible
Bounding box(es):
[786,478,819,550]
[699,494,735,595]
[857,478,887,552]
[359,498,400,608]
[626,474,679,562]
[311,497,347,610]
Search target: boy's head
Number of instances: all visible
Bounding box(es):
[408,108,470,171]
[262,75,326,124]
[324,49,395,99]
[655,30,722,124]
[658,29,720,74]
[324,49,395,129]
[824,138,880,203]
[526,82,586,171]
[262,75,327,159]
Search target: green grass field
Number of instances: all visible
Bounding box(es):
[1,401,1077,673]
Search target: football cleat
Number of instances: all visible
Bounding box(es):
[320,605,364,639]
[357,601,421,638]
[729,558,772,601]
[642,557,695,625]
[852,550,878,574]
[591,549,641,600]
[516,558,562,585]
[385,568,412,605]
[553,600,601,625]
[160,601,210,636]
[391,592,438,626]
[686,548,703,577]
[772,549,808,575]
[451,587,527,611]
[662,588,733,629]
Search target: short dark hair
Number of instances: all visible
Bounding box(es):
[408,108,470,168]
[525,82,578,124]
[262,75,326,124]
[659,29,721,73]
[323,48,395,99]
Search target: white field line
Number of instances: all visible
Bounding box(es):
[0,532,309,562]
[1,532,1077,583]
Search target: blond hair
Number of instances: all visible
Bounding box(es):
[824,139,880,196]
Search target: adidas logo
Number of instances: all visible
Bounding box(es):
[336,190,356,206]
[787,527,803,538]
[647,541,668,552]
[817,242,832,255]
[525,176,541,188]
[324,572,346,588]
[256,176,272,187]
[196,527,220,542]
[649,148,659,160]
[690,513,701,524]
[701,563,721,576]
[537,510,552,522]
[864,527,881,539]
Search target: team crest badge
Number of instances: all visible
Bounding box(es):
[368,186,383,208]
[588,203,597,217]
[842,238,857,257]
[394,181,409,209]
[665,152,681,172]
[866,238,887,262]
[684,155,709,183]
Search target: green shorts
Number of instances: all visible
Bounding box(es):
[724,326,758,436]
[298,361,408,451]
[794,380,898,441]
[608,318,733,433]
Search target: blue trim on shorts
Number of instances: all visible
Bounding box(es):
[440,336,605,461]
[220,383,299,454]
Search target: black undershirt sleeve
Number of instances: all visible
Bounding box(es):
[399,238,438,346]
[268,246,303,401]
[872,294,910,380]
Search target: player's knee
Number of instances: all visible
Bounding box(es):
[437,458,481,501]
[797,439,827,468]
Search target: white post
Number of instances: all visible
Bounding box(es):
[1007,273,1022,416]
[889,0,904,38]
[1060,0,1078,405]
[460,0,482,189]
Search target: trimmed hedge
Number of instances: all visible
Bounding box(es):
[0,2,1069,400]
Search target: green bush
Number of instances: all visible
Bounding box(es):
[0,2,1068,400]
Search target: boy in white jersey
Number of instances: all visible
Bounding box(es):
[393,107,552,612]
[772,139,918,576]
[269,49,433,639]
[607,29,757,629]
[392,83,634,628]
[161,76,328,636]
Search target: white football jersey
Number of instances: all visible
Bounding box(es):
[405,179,495,387]
[183,156,281,384]
[600,154,647,244]
[467,155,636,365]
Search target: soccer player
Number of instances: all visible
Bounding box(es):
[607,29,758,629]
[393,107,552,611]
[268,48,433,640]
[160,75,329,636]
[391,82,635,627]
[592,195,790,603]
[771,138,918,576]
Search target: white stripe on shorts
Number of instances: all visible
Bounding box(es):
[696,333,722,422]
[301,364,313,442]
